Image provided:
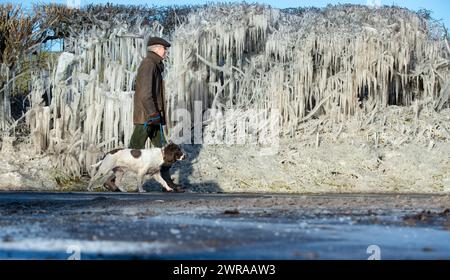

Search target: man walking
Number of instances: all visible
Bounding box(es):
[104,36,184,193]
[130,37,170,149]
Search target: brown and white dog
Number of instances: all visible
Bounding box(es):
[88,142,186,193]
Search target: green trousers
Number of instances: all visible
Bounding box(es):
[129,124,166,149]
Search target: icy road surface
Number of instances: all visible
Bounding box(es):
[0,192,449,259]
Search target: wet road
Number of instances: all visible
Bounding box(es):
[0,192,449,259]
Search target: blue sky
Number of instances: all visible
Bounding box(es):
[2,0,449,29]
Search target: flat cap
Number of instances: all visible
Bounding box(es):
[147,37,171,48]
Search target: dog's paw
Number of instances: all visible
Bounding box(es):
[163,188,174,193]
[173,186,185,193]
[138,189,147,193]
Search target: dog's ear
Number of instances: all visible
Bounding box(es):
[162,146,177,164]
[171,150,178,163]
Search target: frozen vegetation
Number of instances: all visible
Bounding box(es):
[0,3,449,193]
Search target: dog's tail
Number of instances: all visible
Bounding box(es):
[90,160,103,169]
[89,160,103,177]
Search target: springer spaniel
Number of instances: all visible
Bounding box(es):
[88,142,185,193]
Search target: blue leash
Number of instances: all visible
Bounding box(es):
[144,115,165,147]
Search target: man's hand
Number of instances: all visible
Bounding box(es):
[147,111,161,126]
